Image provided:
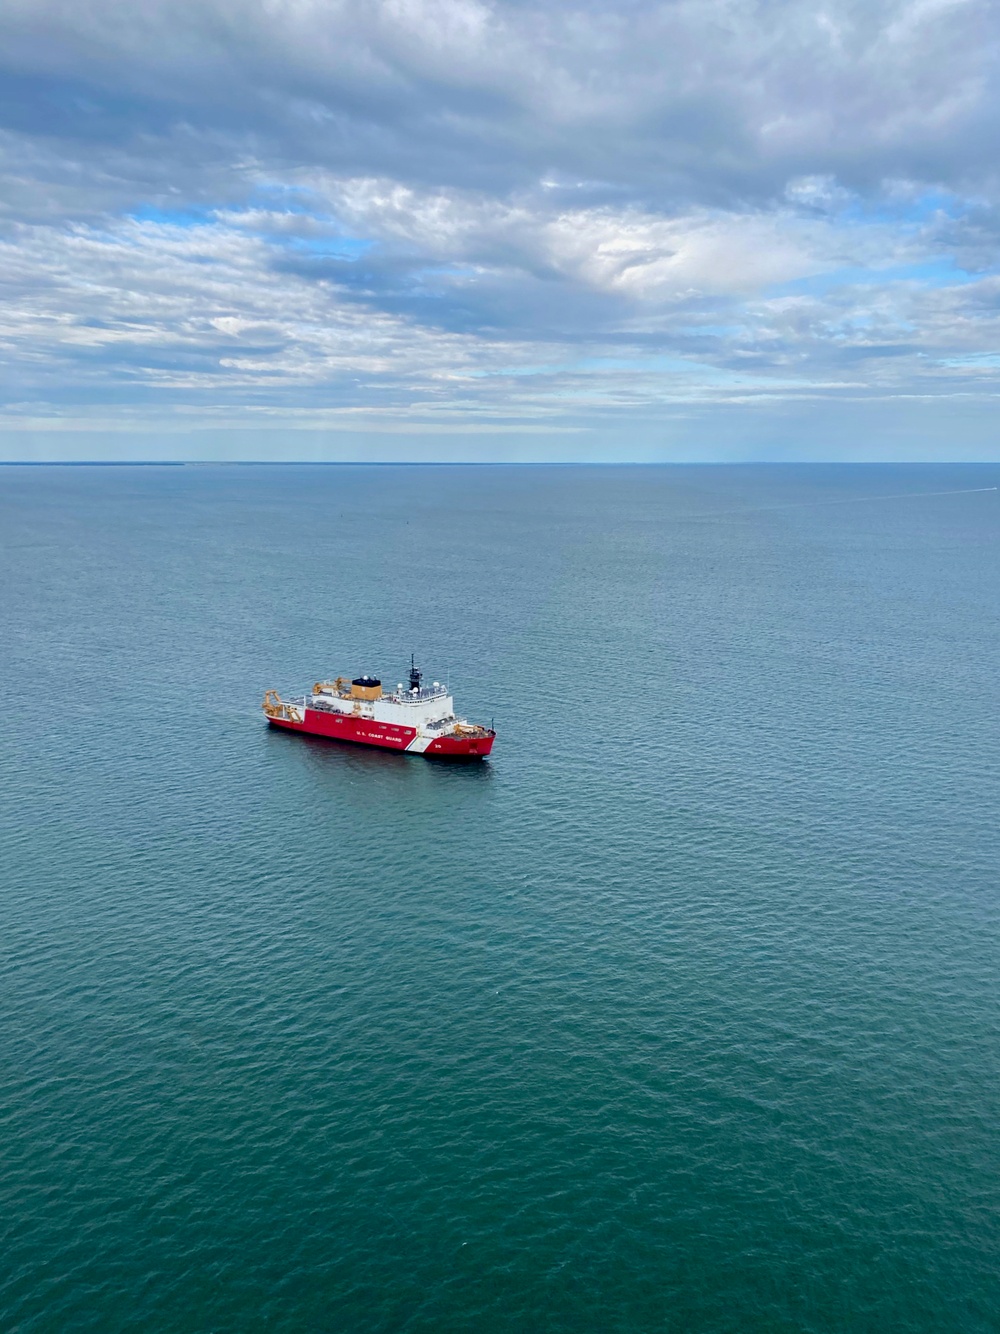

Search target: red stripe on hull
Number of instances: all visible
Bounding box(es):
[267,710,495,759]
[271,708,416,749]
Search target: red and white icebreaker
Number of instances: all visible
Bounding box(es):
[263,658,495,759]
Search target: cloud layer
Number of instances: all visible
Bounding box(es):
[2,0,1000,457]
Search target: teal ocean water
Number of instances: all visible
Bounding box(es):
[1,463,998,1333]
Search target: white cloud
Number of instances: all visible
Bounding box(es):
[1,0,1000,453]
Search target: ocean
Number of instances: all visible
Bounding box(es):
[1,463,998,1332]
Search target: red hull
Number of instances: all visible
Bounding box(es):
[268,708,494,759]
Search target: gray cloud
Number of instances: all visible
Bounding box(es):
[5,0,998,195]
[1,0,1000,457]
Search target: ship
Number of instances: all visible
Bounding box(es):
[262,657,496,759]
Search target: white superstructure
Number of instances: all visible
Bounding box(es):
[311,679,458,732]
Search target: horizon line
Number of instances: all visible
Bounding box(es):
[3,460,999,468]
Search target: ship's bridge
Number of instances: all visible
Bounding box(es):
[385,681,449,705]
[310,670,454,729]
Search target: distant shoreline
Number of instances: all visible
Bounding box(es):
[2,460,997,468]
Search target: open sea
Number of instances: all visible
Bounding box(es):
[1,462,998,1333]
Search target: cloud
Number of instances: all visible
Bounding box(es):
[1,0,1000,456]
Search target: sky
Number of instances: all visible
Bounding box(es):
[2,0,1000,461]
